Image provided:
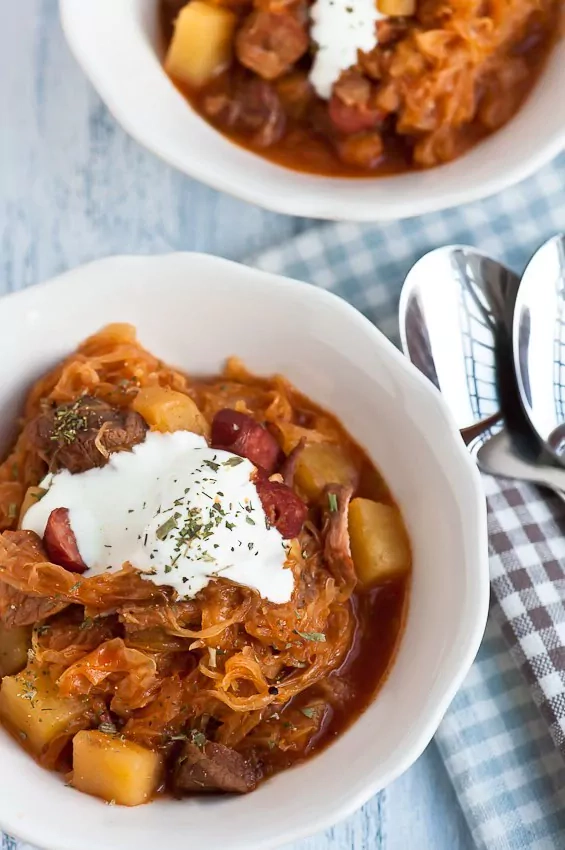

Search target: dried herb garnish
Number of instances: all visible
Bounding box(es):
[190,729,207,749]
[156,513,180,540]
[328,492,338,513]
[224,457,244,467]
[301,707,316,719]
[50,400,88,445]
[295,630,326,642]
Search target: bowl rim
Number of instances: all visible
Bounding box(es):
[58,0,565,221]
[0,253,490,850]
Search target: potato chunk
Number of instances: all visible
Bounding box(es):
[348,499,410,586]
[0,664,88,755]
[132,386,209,437]
[295,442,358,501]
[165,1,236,89]
[0,625,31,679]
[72,730,163,806]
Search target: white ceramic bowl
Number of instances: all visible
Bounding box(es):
[59,0,565,221]
[0,254,488,850]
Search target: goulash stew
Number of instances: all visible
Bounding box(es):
[161,0,561,176]
[0,325,410,805]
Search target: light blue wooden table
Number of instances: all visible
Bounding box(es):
[0,3,475,848]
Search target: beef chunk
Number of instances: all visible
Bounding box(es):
[0,533,70,625]
[0,580,68,627]
[175,740,258,794]
[31,396,148,474]
[205,77,286,148]
[321,484,357,596]
[236,11,308,81]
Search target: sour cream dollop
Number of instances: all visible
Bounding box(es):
[309,0,386,99]
[22,431,293,604]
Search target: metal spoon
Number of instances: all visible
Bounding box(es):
[399,244,565,494]
[472,430,565,499]
[399,244,519,446]
[513,234,565,464]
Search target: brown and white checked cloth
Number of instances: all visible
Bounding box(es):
[485,472,565,749]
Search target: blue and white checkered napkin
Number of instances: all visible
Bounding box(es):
[249,153,565,850]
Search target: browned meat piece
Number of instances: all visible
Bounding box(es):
[376,18,409,45]
[0,579,68,627]
[276,72,314,119]
[280,438,305,487]
[175,739,258,794]
[358,48,383,81]
[205,78,286,147]
[30,396,148,474]
[321,484,357,597]
[336,132,384,169]
[329,72,385,135]
[236,11,309,81]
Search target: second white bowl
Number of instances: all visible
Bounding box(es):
[59,0,565,220]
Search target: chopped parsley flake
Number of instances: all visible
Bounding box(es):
[295,630,326,642]
[328,492,338,513]
[156,513,180,540]
[190,729,207,749]
[224,457,244,467]
[50,400,88,445]
[301,707,316,718]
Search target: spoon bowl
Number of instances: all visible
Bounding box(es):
[399,245,520,443]
[514,234,565,464]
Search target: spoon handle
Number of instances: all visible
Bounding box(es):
[461,413,503,447]
[476,430,565,500]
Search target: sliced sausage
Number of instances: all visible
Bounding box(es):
[255,477,307,538]
[329,96,385,134]
[211,409,281,473]
[43,508,87,574]
[329,73,385,135]
[174,740,258,794]
[236,10,309,81]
